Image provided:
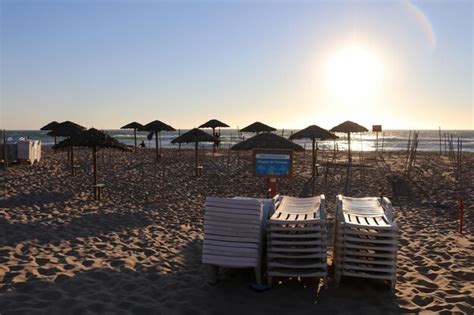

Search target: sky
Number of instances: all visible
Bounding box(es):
[1,0,473,130]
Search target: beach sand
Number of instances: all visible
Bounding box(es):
[0,147,472,314]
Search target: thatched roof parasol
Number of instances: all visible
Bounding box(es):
[290,125,337,141]
[140,120,176,132]
[120,122,143,151]
[47,121,85,175]
[53,128,128,150]
[198,119,229,129]
[171,128,216,144]
[40,121,59,131]
[290,125,337,194]
[41,121,60,145]
[54,128,129,198]
[140,120,176,161]
[330,121,368,133]
[47,121,85,137]
[231,132,304,151]
[171,128,217,176]
[198,119,229,153]
[240,122,276,134]
[330,120,368,163]
[121,122,143,130]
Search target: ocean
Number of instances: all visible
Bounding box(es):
[3,129,474,153]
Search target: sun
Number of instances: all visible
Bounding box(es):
[325,46,382,100]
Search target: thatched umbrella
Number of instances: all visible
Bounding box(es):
[231,132,304,151]
[140,120,176,161]
[53,128,129,198]
[240,122,276,135]
[330,121,368,163]
[290,125,337,176]
[120,122,143,152]
[48,121,85,175]
[40,121,60,145]
[198,119,229,153]
[171,128,217,176]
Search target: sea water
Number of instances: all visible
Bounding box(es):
[4,129,474,153]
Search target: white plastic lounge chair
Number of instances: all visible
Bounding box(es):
[333,195,398,291]
[202,197,265,284]
[266,195,328,287]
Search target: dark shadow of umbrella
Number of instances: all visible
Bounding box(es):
[0,191,73,208]
[0,212,154,246]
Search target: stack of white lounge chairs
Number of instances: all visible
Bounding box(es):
[266,195,328,286]
[333,195,398,291]
[202,197,268,284]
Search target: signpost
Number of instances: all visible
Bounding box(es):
[253,149,293,197]
[372,125,382,151]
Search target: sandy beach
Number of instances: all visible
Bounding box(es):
[0,147,472,314]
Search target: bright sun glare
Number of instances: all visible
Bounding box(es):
[326,46,382,100]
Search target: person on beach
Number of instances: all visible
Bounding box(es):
[139,140,146,148]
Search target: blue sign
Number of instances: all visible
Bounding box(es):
[254,150,292,177]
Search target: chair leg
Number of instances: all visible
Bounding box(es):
[335,268,341,288]
[390,279,396,292]
[267,275,272,288]
[207,265,218,284]
[254,266,262,285]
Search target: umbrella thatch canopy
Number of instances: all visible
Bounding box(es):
[40,121,59,131]
[199,119,229,153]
[120,122,143,151]
[54,128,129,198]
[290,125,337,194]
[140,120,176,161]
[47,121,85,175]
[231,132,304,151]
[330,121,368,163]
[171,128,217,176]
[40,121,60,145]
[240,122,276,134]
[47,121,85,137]
[199,119,229,129]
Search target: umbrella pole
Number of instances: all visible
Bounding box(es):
[348,132,351,165]
[93,146,97,199]
[71,146,74,176]
[134,128,137,152]
[312,138,315,196]
[54,136,57,146]
[195,141,199,176]
[213,127,216,154]
[316,141,319,176]
[155,131,159,162]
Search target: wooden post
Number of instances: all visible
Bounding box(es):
[70,146,75,176]
[312,138,315,196]
[155,131,159,162]
[347,132,351,164]
[212,127,216,154]
[438,127,442,156]
[195,141,199,176]
[92,146,97,199]
[134,128,137,152]
[178,129,181,154]
[54,136,57,146]
[381,132,385,153]
[2,130,7,170]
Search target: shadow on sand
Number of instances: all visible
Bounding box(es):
[0,238,403,314]
[0,212,154,247]
[0,191,74,208]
